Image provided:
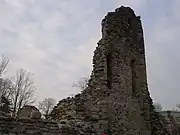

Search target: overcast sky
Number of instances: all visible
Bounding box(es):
[0,0,179,110]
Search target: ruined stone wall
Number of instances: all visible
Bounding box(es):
[159,111,180,135]
[0,112,178,135]
[84,7,150,134]
[0,117,61,135]
[51,97,76,120]
[0,116,96,135]
[51,6,169,135]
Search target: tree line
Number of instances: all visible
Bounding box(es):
[0,55,56,119]
[153,102,180,112]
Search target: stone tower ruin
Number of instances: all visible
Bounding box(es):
[51,6,168,135]
[86,6,151,135]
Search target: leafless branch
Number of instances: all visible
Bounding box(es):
[38,98,56,119]
[10,69,36,117]
[72,77,89,90]
[0,55,9,76]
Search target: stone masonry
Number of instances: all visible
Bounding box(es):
[0,117,61,135]
[51,6,169,135]
[159,111,180,135]
[0,6,174,135]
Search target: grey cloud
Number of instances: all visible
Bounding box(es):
[0,0,102,102]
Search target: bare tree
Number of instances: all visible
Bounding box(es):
[176,104,180,111]
[153,102,163,112]
[10,69,36,117]
[0,55,9,76]
[38,98,56,119]
[0,55,11,98]
[172,107,179,112]
[0,78,13,98]
[0,55,12,105]
[0,56,36,117]
[72,77,89,90]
